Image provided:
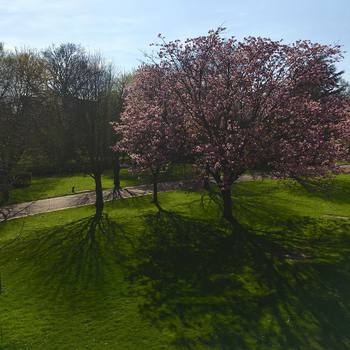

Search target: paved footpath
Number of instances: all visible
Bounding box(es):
[1,165,349,222]
[0,181,193,222]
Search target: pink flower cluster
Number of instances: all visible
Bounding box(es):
[111,65,187,176]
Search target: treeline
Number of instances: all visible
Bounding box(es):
[1,29,350,221]
[0,42,131,211]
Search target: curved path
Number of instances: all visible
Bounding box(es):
[1,165,349,222]
[0,181,193,222]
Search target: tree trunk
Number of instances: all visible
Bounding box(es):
[0,189,9,206]
[113,155,121,190]
[94,172,104,218]
[153,179,158,205]
[4,189,9,203]
[203,175,210,190]
[221,187,233,221]
[203,164,210,190]
[152,172,160,208]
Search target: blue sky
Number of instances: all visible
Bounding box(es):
[1,0,349,80]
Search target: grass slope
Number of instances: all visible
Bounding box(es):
[0,175,349,349]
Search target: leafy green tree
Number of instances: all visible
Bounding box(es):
[0,47,44,204]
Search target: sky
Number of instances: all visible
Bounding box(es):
[1,0,349,80]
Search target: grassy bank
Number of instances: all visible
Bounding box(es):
[0,175,349,349]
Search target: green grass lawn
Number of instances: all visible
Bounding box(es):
[7,164,194,205]
[0,175,349,349]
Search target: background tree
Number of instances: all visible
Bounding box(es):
[40,44,120,217]
[41,43,90,172]
[77,54,116,217]
[110,72,133,195]
[0,47,44,204]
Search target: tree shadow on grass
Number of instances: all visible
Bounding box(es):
[197,183,301,228]
[126,211,350,350]
[0,213,133,301]
[278,175,350,206]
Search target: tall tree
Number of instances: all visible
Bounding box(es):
[110,72,133,195]
[0,47,44,204]
[151,29,349,221]
[112,65,186,207]
[41,43,90,170]
[77,55,116,217]
[42,44,117,216]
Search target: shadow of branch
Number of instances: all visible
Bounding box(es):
[125,211,350,350]
[0,213,134,300]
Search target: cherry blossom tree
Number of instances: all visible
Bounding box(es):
[153,28,349,221]
[112,65,186,207]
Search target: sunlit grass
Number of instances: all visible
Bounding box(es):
[0,175,349,349]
